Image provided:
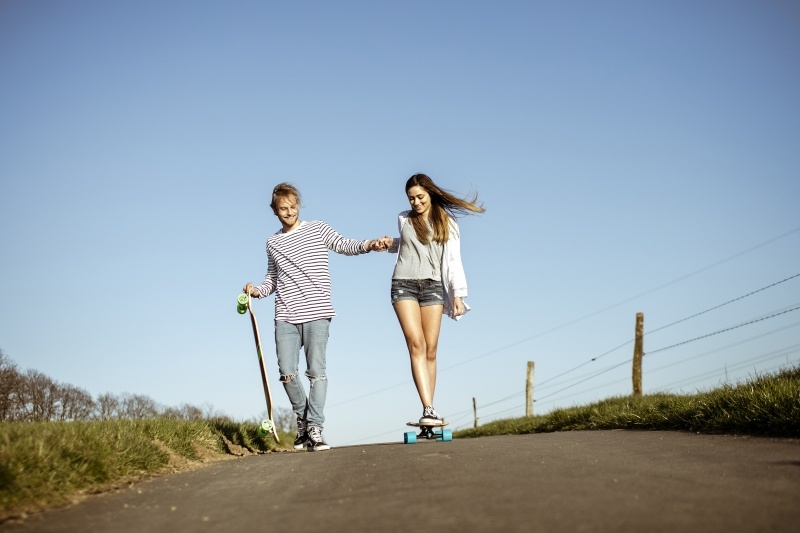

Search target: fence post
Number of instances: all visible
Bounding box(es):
[526,361,535,416]
[472,397,478,429]
[633,312,644,397]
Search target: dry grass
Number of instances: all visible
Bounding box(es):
[0,418,291,521]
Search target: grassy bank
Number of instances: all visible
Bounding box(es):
[2,366,798,521]
[456,365,800,438]
[0,418,290,520]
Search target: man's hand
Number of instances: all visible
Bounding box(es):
[242,282,259,297]
[365,236,393,252]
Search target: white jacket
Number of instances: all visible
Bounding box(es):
[389,211,471,321]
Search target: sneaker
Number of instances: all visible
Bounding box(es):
[420,406,443,425]
[293,417,308,450]
[306,425,331,452]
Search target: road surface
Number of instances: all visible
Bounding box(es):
[3,431,799,532]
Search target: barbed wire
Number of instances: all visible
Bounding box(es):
[458,349,800,431]
[524,273,800,393]
[456,316,800,425]
[645,305,800,356]
[646,273,800,336]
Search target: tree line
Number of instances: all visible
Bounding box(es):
[0,348,213,423]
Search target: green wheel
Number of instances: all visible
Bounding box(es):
[257,426,268,437]
[260,419,274,432]
[404,431,417,444]
[237,293,248,314]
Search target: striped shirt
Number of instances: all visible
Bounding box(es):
[254,220,369,324]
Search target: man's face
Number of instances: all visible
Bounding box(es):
[274,196,299,231]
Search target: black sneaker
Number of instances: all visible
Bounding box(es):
[306,425,331,452]
[293,417,308,450]
[420,406,443,424]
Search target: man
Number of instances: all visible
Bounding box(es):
[243,182,386,451]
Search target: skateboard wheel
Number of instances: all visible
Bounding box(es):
[237,293,248,314]
[441,429,453,442]
[260,419,274,432]
[404,431,416,444]
[257,426,268,437]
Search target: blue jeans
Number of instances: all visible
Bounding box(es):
[274,319,330,429]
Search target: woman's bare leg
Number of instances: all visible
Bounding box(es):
[393,301,443,407]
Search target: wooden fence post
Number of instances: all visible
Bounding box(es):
[526,361,535,417]
[472,397,478,429]
[632,312,644,397]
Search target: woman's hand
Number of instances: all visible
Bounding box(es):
[453,297,466,317]
[365,236,393,252]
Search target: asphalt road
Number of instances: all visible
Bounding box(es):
[3,431,799,532]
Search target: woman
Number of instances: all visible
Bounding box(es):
[385,173,485,424]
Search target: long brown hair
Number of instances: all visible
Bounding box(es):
[405,173,485,244]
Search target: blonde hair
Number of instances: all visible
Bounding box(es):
[270,182,302,213]
[405,173,485,244]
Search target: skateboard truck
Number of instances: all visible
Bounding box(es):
[404,421,453,444]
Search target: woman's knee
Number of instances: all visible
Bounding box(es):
[406,338,427,355]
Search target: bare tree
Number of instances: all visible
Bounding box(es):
[179,403,204,420]
[55,384,95,421]
[202,403,231,421]
[119,392,159,419]
[19,369,59,421]
[94,392,121,420]
[0,349,23,421]
[1,351,238,423]
[160,403,204,420]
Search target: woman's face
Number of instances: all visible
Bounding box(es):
[406,185,431,218]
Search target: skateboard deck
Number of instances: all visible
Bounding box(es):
[238,292,280,443]
[404,421,452,444]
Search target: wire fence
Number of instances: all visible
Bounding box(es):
[341,226,800,443]
[351,269,800,441]
[444,273,800,431]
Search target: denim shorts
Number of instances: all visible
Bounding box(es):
[391,278,444,307]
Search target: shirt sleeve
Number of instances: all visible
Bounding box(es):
[317,221,369,256]
[254,242,278,297]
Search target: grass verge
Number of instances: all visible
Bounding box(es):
[0,418,291,521]
[2,366,797,521]
[455,365,800,439]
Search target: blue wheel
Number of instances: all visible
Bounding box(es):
[404,431,417,444]
[441,429,453,442]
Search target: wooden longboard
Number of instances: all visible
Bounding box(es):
[404,421,452,444]
[240,293,280,443]
[407,421,448,428]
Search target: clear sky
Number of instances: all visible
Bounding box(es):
[1,0,798,446]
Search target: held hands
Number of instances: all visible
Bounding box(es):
[365,235,393,252]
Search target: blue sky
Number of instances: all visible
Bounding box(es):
[1,0,798,446]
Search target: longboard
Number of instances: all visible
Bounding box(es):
[238,292,280,443]
[404,421,452,444]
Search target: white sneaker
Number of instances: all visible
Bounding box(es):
[420,406,443,424]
